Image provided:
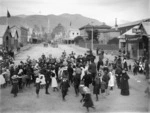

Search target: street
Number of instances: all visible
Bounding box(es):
[0,44,149,113]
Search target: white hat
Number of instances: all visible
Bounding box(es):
[12,75,17,79]
[36,78,41,83]
[83,87,91,94]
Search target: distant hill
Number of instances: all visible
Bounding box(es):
[0,13,102,32]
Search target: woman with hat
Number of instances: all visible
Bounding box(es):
[83,86,95,112]
[120,69,130,96]
[11,75,19,97]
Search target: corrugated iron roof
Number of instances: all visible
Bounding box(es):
[117,18,150,28]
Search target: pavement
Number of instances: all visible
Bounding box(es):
[0,43,149,113]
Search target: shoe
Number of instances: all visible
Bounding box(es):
[46,92,50,94]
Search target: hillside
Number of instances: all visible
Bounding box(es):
[0,13,102,32]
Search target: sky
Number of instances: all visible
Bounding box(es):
[0,0,149,26]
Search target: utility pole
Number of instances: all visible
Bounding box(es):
[91,26,93,51]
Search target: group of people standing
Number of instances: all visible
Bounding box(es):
[0,49,131,112]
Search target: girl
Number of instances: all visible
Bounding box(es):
[39,73,46,88]
[35,76,41,98]
[83,86,95,112]
[108,68,115,91]
[51,68,59,91]
[79,81,85,102]
[11,75,19,97]
[93,75,101,101]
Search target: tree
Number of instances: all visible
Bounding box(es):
[33,25,40,32]
[86,29,99,42]
[74,36,84,43]
[107,37,119,45]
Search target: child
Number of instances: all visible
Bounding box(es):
[108,68,115,91]
[35,77,41,98]
[79,81,85,102]
[11,75,19,97]
[93,75,101,101]
[39,74,46,88]
[51,68,59,91]
[83,87,95,112]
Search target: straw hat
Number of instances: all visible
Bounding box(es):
[12,75,17,79]
[83,87,91,94]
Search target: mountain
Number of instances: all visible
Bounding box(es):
[0,13,102,32]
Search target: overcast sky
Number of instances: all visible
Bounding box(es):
[0,0,149,26]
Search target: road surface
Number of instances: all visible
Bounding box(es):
[0,44,149,113]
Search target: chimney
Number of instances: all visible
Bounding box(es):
[115,18,118,30]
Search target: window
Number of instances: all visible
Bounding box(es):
[72,33,74,35]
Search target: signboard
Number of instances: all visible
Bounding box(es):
[132,28,142,33]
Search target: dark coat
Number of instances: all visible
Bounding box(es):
[123,61,128,70]
[97,60,103,71]
[11,79,18,94]
[88,62,97,74]
[82,74,92,87]
[60,80,70,92]
[120,72,130,95]
[102,74,110,89]
[83,94,94,107]
[93,78,101,94]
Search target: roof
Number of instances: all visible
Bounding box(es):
[118,25,139,39]
[10,28,18,38]
[0,25,9,37]
[117,18,150,28]
[141,22,150,35]
[79,24,111,30]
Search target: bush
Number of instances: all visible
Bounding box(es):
[107,37,119,45]
[74,36,84,44]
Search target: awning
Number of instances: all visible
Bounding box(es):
[126,35,141,42]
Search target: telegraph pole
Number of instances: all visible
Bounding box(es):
[91,26,93,51]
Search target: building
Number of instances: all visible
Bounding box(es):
[20,26,28,46]
[10,27,19,52]
[27,28,33,43]
[10,26,28,46]
[0,25,12,51]
[63,28,80,44]
[118,21,150,60]
[79,24,120,44]
[117,18,150,35]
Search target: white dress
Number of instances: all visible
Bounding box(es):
[108,71,115,87]
[39,74,46,85]
[51,71,58,88]
[0,74,6,85]
[81,67,86,80]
